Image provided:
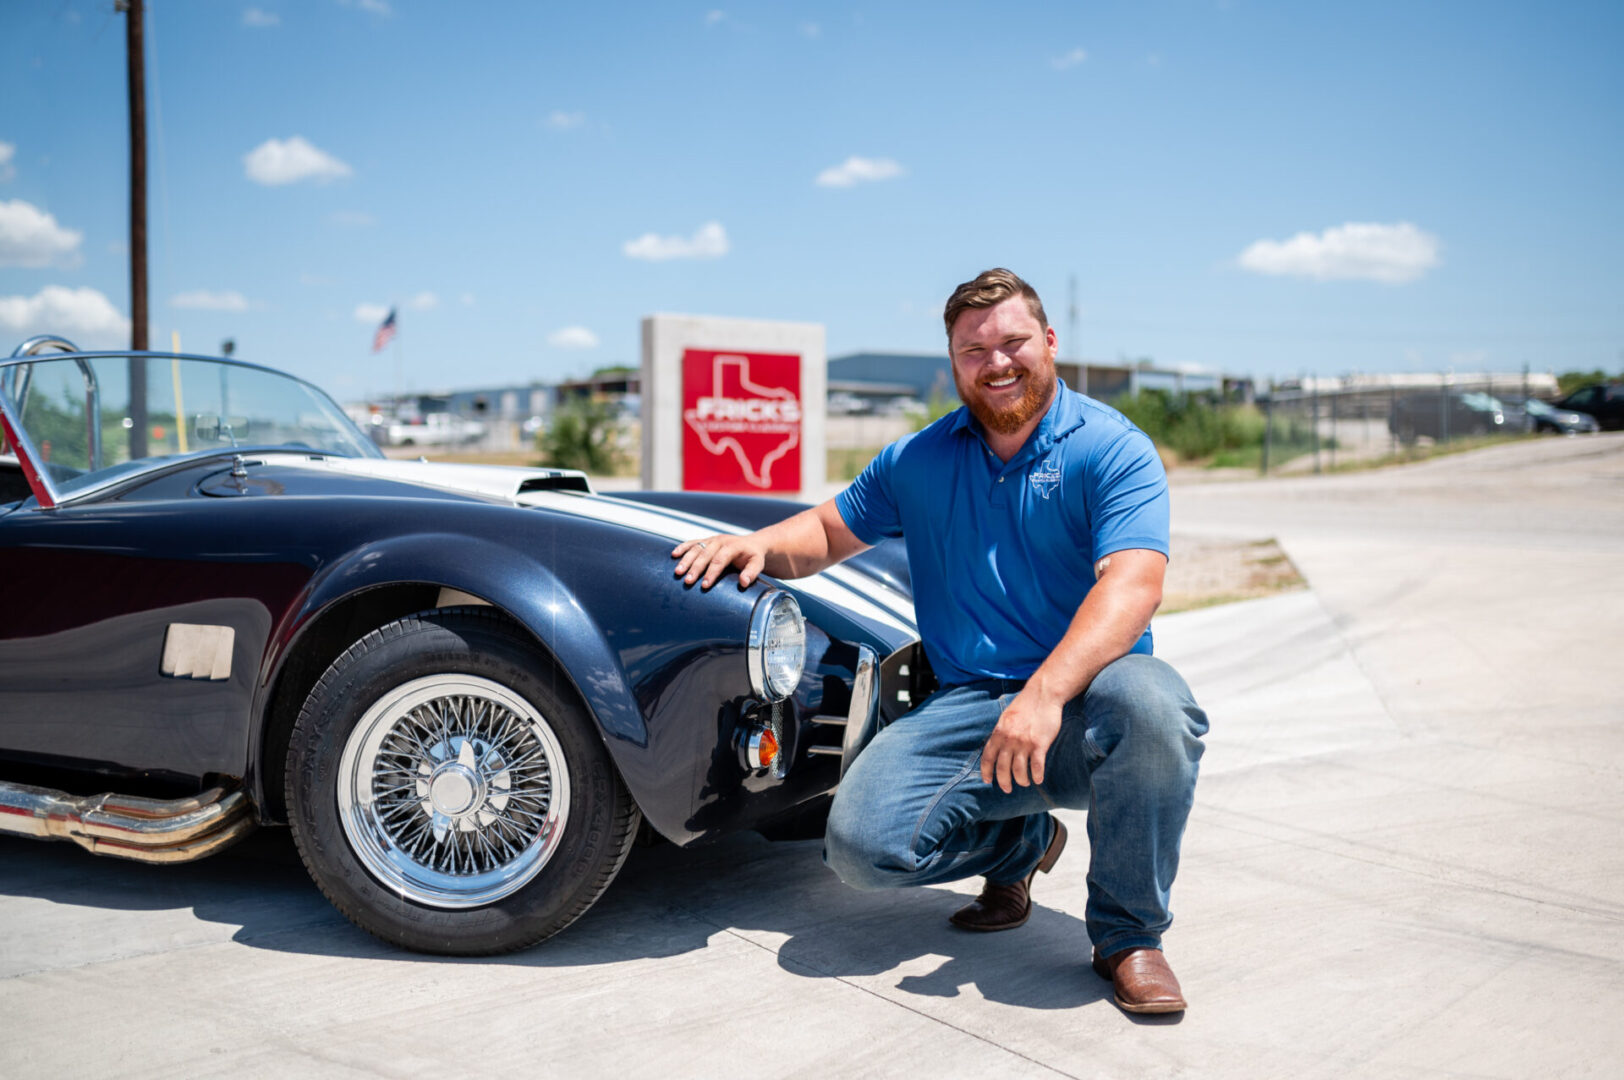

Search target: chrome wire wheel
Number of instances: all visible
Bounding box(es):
[336,674,571,908]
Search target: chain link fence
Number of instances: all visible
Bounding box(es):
[1257,372,1552,475]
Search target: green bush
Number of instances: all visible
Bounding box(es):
[1557,369,1613,396]
[911,388,959,432]
[536,397,624,474]
[1111,389,1269,463]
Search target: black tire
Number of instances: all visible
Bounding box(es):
[285,607,639,955]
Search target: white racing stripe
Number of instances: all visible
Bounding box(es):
[287,455,580,501]
[281,455,918,637]
[518,491,919,637]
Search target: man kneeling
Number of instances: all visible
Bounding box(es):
[671,268,1207,1014]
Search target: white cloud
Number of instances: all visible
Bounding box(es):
[0,198,83,267]
[243,8,279,27]
[328,209,375,227]
[548,326,599,349]
[354,302,391,324]
[407,291,438,311]
[171,290,251,312]
[1051,47,1088,70]
[815,156,904,188]
[545,110,585,130]
[243,136,352,186]
[0,286,130,347]
[622,220,729,261]
[799,22,821,38]
[357,0,391,13]
[1237,222,1441,284]
[706,10,724,24]
[459,292,476,307]
[0,141,15,182]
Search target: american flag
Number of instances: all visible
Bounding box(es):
[371,308,397,353]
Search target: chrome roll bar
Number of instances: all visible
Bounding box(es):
[3,335,105,475]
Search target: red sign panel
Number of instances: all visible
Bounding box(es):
[682,349,802,493]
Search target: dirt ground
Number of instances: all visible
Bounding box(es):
[1163,534,1305,613]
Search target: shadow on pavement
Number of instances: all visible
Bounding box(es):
[1,826,1119,1013]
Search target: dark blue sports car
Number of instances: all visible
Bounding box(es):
[0,336,924,955]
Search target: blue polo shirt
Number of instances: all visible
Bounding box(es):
[835,383,1169,687]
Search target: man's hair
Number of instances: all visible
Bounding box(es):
[943,268,1049,343]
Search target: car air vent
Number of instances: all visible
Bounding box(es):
[517,474,592,495]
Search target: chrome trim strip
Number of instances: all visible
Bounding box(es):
[839,645,880,779]
[0,782,255,863]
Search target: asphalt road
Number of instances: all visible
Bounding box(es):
[3,434,1620,1079]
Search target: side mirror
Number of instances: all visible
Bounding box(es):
[194,414,252,443]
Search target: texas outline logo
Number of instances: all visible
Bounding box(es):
[1029,458,1062,499]
[682,351,801,491]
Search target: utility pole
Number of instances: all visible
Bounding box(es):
[118,0,149,458]
[1069,274,1086,395]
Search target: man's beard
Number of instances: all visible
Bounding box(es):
[956,356,1057,436]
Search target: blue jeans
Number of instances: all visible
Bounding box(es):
[824,653,1208,957]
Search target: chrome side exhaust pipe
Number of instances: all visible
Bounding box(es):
[0,781,255,863]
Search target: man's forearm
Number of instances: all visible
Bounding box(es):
[755,505,845,579]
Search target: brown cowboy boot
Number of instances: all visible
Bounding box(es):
[948,817,1068,932]
[1092,947,1187,1014]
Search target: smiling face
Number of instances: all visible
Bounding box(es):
[949,294,1059,440]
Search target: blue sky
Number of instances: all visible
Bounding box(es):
[2,1,1620,400]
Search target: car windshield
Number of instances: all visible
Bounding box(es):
[0,353,380,500]
[1461,392,1504,412]
[1525,399,1556,417]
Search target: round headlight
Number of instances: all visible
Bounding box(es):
[748,591,805,702]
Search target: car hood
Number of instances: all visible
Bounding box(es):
[228,454,919,639]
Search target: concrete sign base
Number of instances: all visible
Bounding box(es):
[641,313,827,502]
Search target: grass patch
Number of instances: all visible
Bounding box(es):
[830,446,882,482]
[1209,440,1326,470]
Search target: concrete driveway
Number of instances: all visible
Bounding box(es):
[3,434,1621,1079]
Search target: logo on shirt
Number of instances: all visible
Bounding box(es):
[1029,457,1062,499]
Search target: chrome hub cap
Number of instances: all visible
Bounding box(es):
[426,756,482,817]
[337,674,571,908]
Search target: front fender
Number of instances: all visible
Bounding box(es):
[289,531,652,748]
[254,510,771,842]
